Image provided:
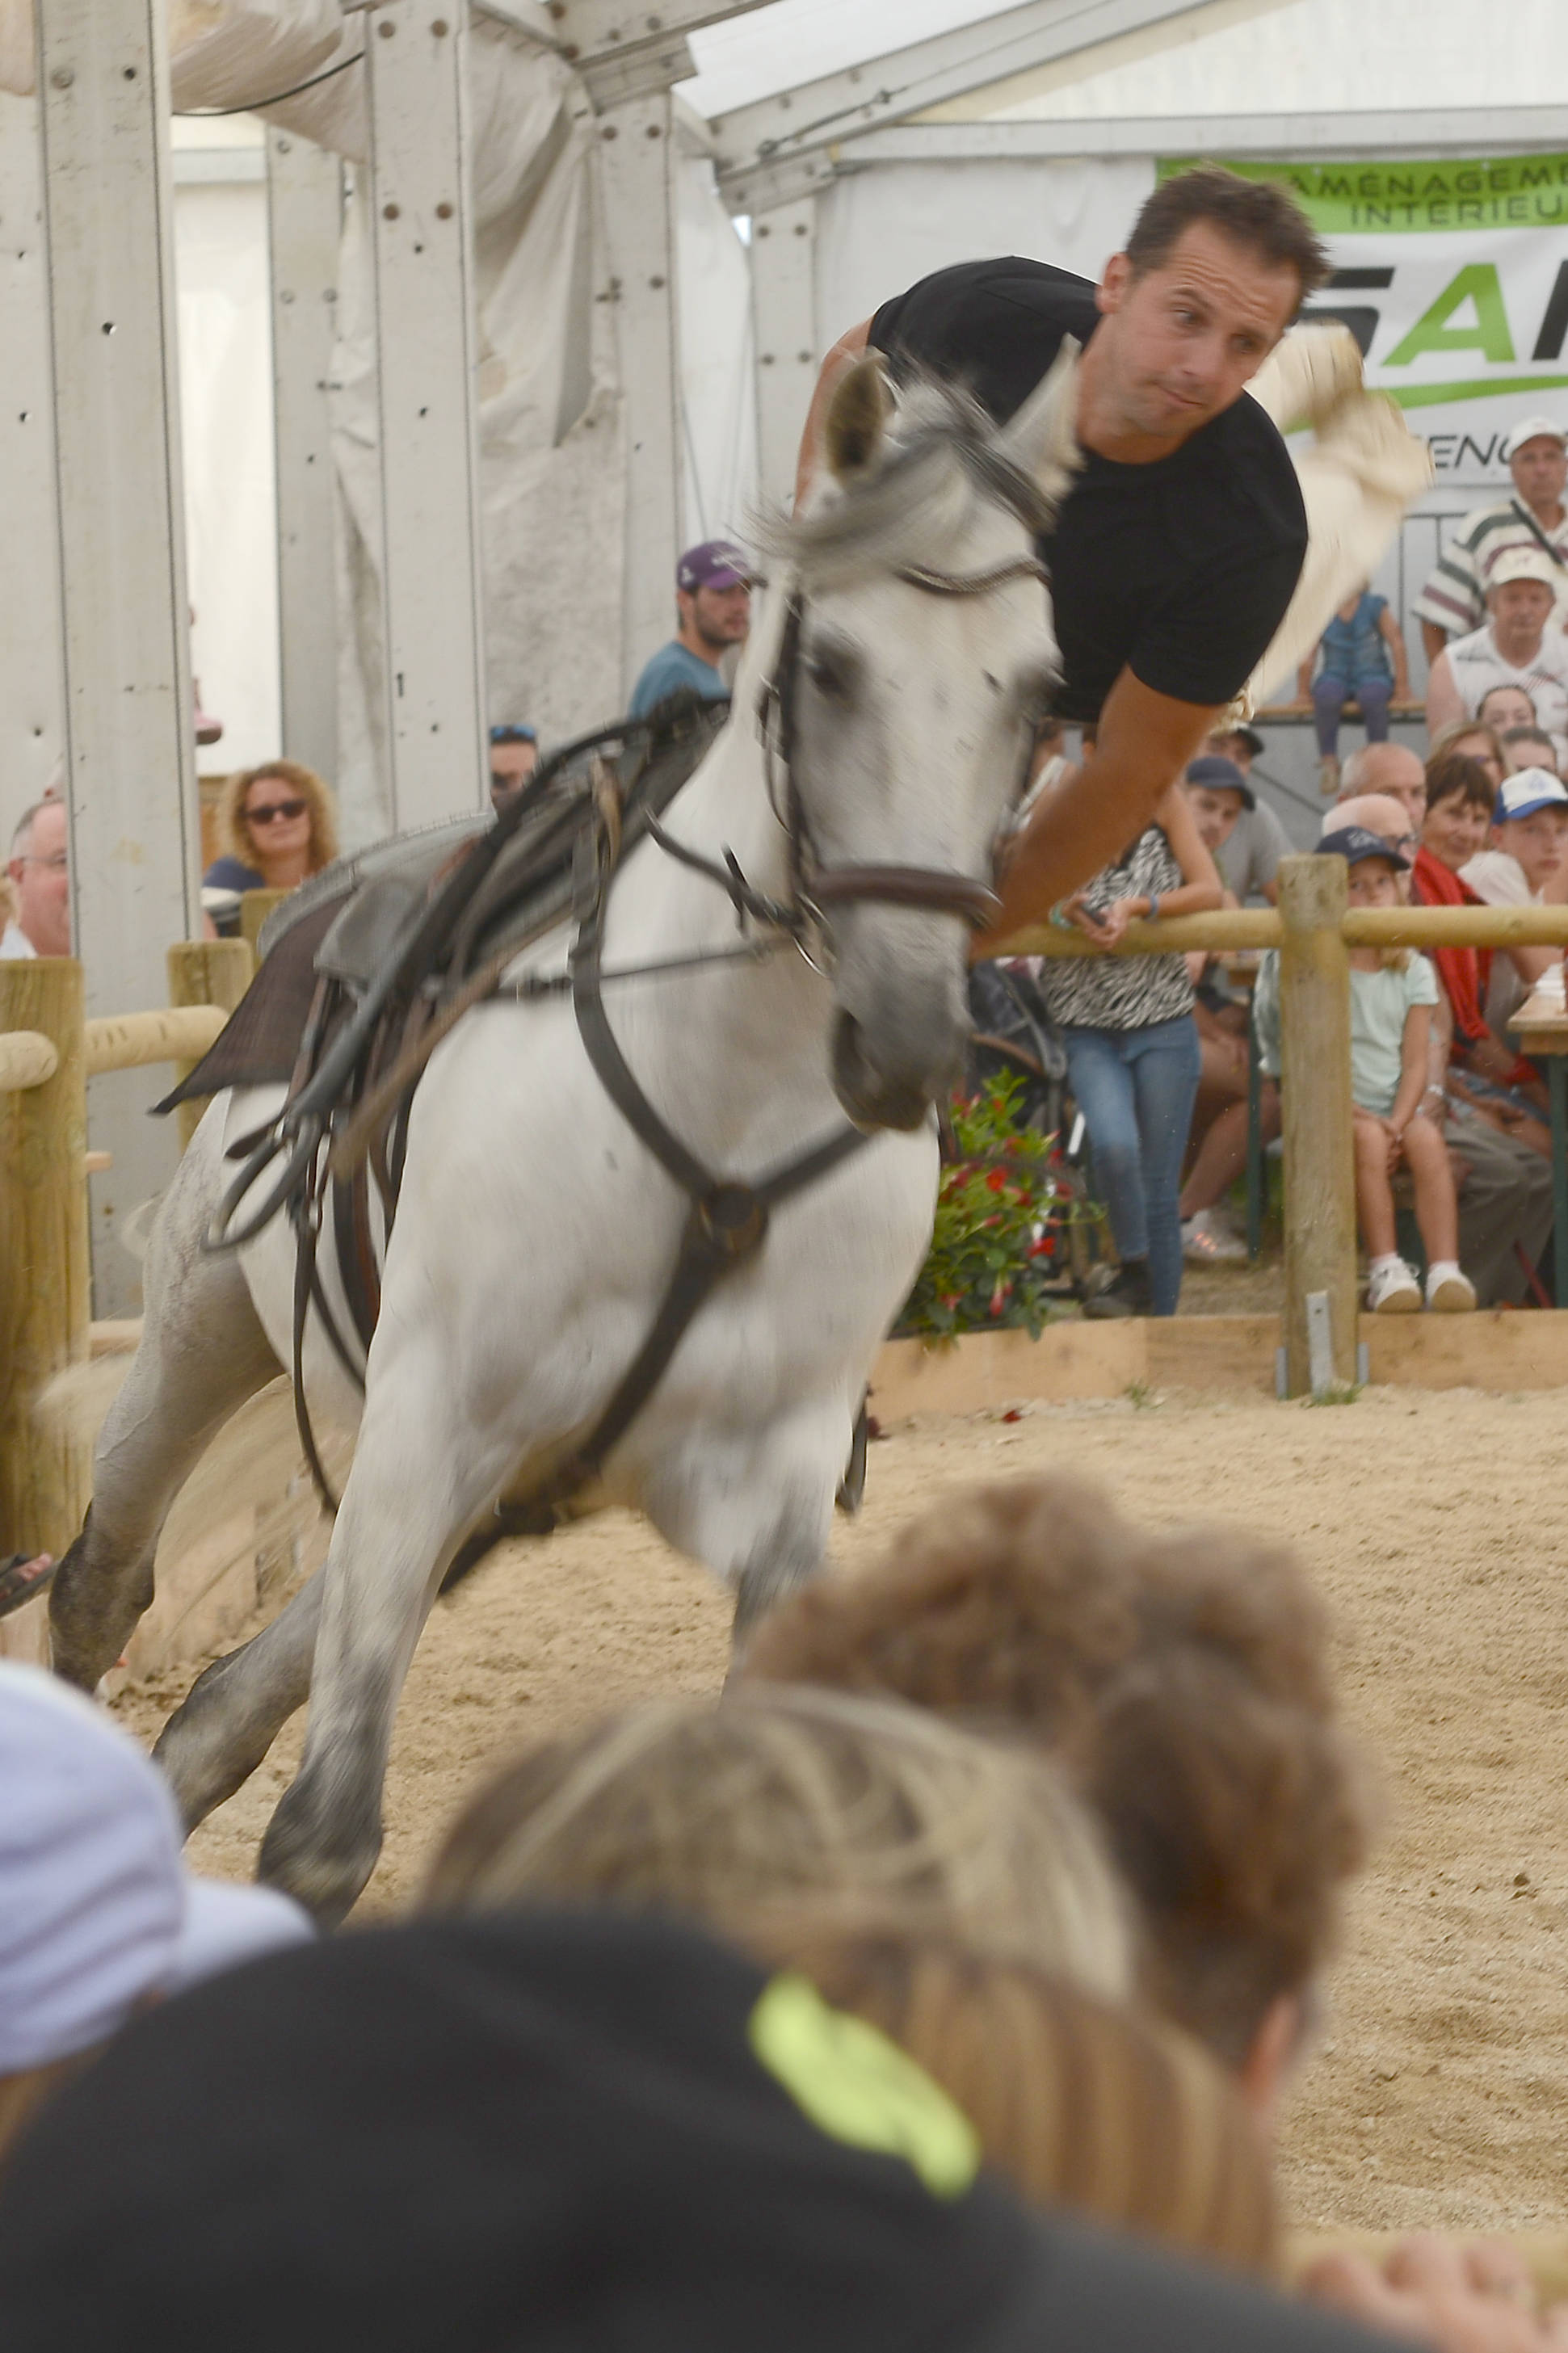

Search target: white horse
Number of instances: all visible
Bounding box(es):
[49,353,1077,1922]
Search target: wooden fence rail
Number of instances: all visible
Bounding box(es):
[0,947,250,1655]
[998,853,1568,1396]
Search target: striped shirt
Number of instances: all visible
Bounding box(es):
[1415,498,1568,639]
[1036,826,1193,1032]
[1443,623,1568,763]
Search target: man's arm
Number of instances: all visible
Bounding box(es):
[980,667,1221,950]
[794,320,872,508]
[1425,649,1465,738]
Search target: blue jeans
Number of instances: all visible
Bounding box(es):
[1062,1015,1202,1316]
[1314,671,1391,757]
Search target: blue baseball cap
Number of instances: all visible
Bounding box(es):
[1495,767,1568,824]
[678,540,750,593]
[1319,824,1409,873]
[1183,754,1255,811]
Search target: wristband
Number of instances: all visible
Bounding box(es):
[1049,901,1075,932]
[1145,893,1161,925]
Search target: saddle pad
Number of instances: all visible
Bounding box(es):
[154,891,349,1110]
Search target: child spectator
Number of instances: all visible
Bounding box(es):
[1321,826,1474,1313]
[1427,720,1506,792]
[1297,582,1409,795]
[740,1472,1368,2121]
[422,1683,1133,2002]
[1501,723,1559,776]
[0,1662,311,2166]
[1461,769,1568,1036]
[1476,682,1537,733]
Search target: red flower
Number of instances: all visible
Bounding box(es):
[986,1168,1007,1193]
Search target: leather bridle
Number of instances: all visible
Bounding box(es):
[755,543,1051,948]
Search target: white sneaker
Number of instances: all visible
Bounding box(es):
[1367,1258,1421,1313]
[1182,1209,1246,1264]
[1426,1266,1477,1313]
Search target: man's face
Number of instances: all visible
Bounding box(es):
[1487,578,1553,643]
[1206,729,1255,775]
[7,800,70,956]
[1509,434,1567,515]
[1184,783,1246,851]
[1095,224,1297,442]
[1346,744,1427,829]
[1497,808,1568,894]
[679,581,750,657]
[1345,858,1401,911]
[1423,790,1491,872]
[490,738,537,813]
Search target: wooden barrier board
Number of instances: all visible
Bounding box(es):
[871,1312,1568,1417]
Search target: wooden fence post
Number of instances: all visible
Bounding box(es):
[239,889,289,957]
[0,958,90,1652]
[1278,855,1358,1397]
[167,939,253,1150]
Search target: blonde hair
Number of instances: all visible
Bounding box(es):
[422,1684,1134,2000]
[218,760,339,872]
[740,1925,1276,2276]
[1428,718,1504,778]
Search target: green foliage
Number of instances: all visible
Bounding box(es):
[1125,1380,1158,1410]
[898,1076,1076,1341]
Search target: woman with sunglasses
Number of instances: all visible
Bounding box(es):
[204,761,340,938]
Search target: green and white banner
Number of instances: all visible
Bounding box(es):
[1160,154,1568,484]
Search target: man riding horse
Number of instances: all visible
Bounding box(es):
[797,166,1330,936]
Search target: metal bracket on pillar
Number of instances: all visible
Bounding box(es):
[585,53,683,701]
[267,128,343,786]
[750,197,818,511]
[365,0,487,833]
[35,0,199,1316]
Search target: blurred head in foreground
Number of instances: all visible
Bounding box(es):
[736,1921,1276,2276]
[422,1681,1133,2000]
[0,1663,312,2167]
[741,1476,1369,2123]
[0,1909,1376,2353]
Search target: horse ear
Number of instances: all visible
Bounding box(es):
[822,354,892,483]
[998,335,1081,511]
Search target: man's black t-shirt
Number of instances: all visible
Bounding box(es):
[868,257,1308,725]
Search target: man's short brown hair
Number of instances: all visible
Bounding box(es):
[743,1476,1369,2069]
[1125,166,1330,304]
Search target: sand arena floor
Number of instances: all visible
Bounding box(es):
[114,1380,1568,2238]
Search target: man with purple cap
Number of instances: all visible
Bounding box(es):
[628,539,751,720]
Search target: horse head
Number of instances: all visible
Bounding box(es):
[759,345,1079,1133]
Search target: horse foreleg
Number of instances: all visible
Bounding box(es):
[255,1354,507,1925]
[640,1401,843,1650]
[152,1566,325,1832]
[50,1116,281,1690]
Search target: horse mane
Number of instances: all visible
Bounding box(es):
[752,373,1057,591]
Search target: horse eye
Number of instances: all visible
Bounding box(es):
[807,646,857,702]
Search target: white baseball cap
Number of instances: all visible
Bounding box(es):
[1496,767,1568,824]
[1487,546,1561,592]
[1506,415,1567,459]
[0,1662,313,2072]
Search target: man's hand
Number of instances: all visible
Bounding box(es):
[981,668,1222,950]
